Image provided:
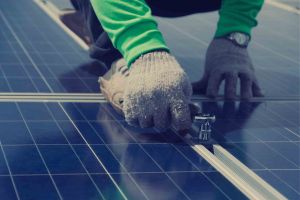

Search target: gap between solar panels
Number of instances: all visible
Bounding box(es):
[14,1,289,199]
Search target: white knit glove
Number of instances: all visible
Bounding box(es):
[123,51,193,131]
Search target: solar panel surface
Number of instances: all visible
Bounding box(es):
[196,101,300,199]
[0,102,249,200]
[0,0,98,93]
[0,0,299,199]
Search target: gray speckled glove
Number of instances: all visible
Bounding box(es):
[193,38,264,99]
[123,51,193,131]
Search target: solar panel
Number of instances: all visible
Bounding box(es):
[0,0,299,199]
[197,101,300,199]
[0,0,98,93]
[0,102,249,200]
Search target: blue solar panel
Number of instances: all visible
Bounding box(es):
[0,0,299,199]
[0,0,98,93]
[199,101,300,199]
[0,102,249,199]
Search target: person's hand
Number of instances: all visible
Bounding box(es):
[123,51,193,131]
[193,38,264,99]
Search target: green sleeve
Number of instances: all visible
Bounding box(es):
[215,0,265,37]
[90,0,169,66]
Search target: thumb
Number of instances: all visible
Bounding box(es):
[170,96,192,131]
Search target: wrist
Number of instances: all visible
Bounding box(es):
[131,51,184,74]
[131,49,170,66]
[223,32,251,48]
[115,21,169,67]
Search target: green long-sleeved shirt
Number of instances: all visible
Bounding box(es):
[91,0,264,66]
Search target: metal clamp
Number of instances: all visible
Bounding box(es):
[194,113,216,141]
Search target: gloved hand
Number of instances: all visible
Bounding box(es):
[123,51,193,131]
[192,38,264,99]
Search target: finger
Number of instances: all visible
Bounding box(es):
[192,74,208,95]
[252,77,264,97]
[170,97,192,131]
[224,72,238,100]
[182,77,193,98]
[239,73,253,99]
[123,98,139,127]
[153,108,171,130]
[189,103,201,119]
[206,73,223,98]
[138,115,154,128]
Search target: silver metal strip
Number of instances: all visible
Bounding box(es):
[0,93,299,102]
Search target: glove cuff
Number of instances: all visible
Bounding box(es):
[207,38,249,57]
[131,51,182,74]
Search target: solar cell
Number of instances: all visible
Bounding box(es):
[0,176,18,200]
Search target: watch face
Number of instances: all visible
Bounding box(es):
[234,33,247,45]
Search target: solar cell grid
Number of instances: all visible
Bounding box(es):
[0,2,98,93]
[200,101,300,199]
[0,0,299,199]
[0,102,249,200]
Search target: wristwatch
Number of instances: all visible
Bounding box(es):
[226,32,250,48]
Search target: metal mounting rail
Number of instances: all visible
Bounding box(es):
[0,93,298,102]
